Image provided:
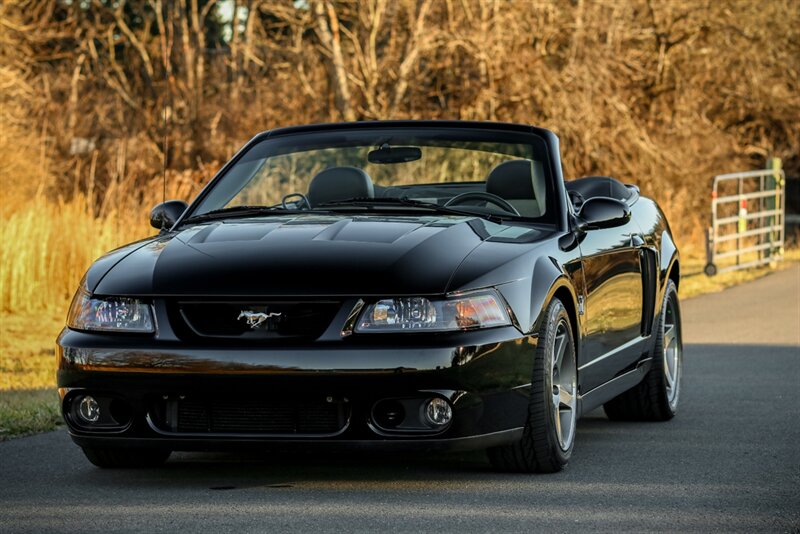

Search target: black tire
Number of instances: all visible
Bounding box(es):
[603,279,682,421]
[487,298,577,473]
[81,447,171,468]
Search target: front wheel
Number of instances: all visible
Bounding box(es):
[81,447,171,468]
[604,279,682,421]
[487,298,577,473]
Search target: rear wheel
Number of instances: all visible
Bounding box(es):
[81,447,171,468]
[487,298,577,473]
[604,279,682,421]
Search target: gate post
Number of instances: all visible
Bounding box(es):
[765,158,781,259]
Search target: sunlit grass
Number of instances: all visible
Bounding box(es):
[680,248,800,299]
[0,310,63,390]
[0,195,150,439]
[0,307,64,439]
[0,389,62,441]
[0,194,152,314]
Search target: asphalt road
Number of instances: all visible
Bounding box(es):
[1,266,798,533]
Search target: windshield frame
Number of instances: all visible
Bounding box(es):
[175,122,566,230]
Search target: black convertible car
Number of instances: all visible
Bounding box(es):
[58,121,682,473]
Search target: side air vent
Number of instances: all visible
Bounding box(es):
[640,249,658,336]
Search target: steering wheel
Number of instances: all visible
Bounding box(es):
[282,193,310,210]
[444,192,520,216]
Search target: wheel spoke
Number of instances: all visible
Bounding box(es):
[553,332,566,369]
[663,352,675,388]
[663,319,677,390]
[559,410,572,439]
[550,319,576,450]
[558,385,574,408]
[661,296,682,408]
[663,324,676,350]
[553,400,562,440]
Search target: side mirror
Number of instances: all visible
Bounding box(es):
[150,200,188,231]
[578,197,631,230]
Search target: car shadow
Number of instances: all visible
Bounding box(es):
[73,410,640,492]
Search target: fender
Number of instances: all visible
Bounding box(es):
[659,229,680,306]
[660,229,678,281]
[528,255,580,338]
[83,237,156,293]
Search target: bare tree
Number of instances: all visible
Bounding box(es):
[1,0,798,251]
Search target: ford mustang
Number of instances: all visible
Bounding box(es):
[57,120,682,472]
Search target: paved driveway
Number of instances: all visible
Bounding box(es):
[1,265,798,532]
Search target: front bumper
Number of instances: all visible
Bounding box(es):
[57,326,537,452]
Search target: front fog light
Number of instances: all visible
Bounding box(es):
[78,396,100,423]
[424,398,453,426]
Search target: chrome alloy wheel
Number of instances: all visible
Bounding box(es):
[551,320,577,451]
[663,295,682,410]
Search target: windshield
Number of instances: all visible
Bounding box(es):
[190,127,555,223]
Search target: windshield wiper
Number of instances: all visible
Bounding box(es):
[184,197,508,225]
[317,197,505,223]
[182,205,308,224]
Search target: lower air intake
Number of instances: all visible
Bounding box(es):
[157,396,349,436]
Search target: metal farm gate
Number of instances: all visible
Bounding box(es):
[704,162,786,276]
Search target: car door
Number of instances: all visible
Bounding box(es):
[577,217,647,392]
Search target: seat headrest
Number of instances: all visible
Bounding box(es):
[307,166,374,207]
[565,176,633,202]
[486,160,547,217]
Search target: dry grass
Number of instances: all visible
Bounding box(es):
[0,174,205,440]
[680,248,800,300]
[0,195,147,313]
[0,310,63,391]
[0,166,208,314]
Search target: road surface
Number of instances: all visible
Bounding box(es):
[1,265,798,532]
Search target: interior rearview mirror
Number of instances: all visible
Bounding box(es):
[150,200,188,231]
[578,197,631,230]
[367,145,422,164]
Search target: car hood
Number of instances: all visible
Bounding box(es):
[92,215,552,297]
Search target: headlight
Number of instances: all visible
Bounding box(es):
[67,288,155,333]
[355,291,511,333]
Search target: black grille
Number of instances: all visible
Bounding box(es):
[177,300,341,341]
[164,397,348,435]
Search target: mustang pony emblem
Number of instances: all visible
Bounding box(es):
[237,310,282,329]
